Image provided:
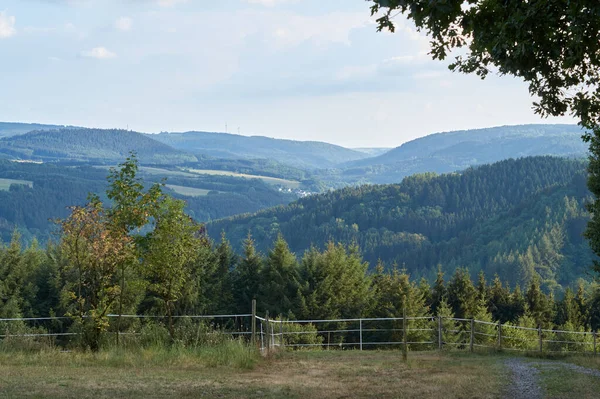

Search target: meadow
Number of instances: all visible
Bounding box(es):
[186,169,301,189]
[0,178,33,191]
[165,184,214,197]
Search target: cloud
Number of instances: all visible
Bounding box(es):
[0,12,16,39]
[269,12,369,48]
[81,47,117,59]
[115,17,133,31]
[157,0,188,7]
[245,0,298,6]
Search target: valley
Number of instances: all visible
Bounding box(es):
[0,121,593,293]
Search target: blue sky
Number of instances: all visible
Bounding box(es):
[0,0,575,147]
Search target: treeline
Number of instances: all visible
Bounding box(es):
[2,229,600,348]
[210,156,595,292]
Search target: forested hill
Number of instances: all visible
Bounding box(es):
[150,131,371,169]
[0,128,196,164]
[210,156,595,291]
[335,124,588,184]
[0,122,68,138]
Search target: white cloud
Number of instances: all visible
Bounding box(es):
[81,47,117,59]
[115,17,133,32]
[269,12,369,48]
[245,0,297,6]
[157,0,188,7]
[0,12,16,39]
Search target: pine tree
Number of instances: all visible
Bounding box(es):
[232,233,263,314]
[488,275,511,323]
[447,268,477,319]
[257,234,300,317]
[430,267,446,315]
[525,276,553,328]
[298,242,371,320]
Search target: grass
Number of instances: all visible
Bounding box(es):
[165,184,214,197]
[186,169,301,189]
[0,178,33,191]
[538,367,598,399]
[0,350,507,398]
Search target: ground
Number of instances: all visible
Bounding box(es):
[0,350,598,398]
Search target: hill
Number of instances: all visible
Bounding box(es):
[0,160,295,243]
[334,125,588,184]
[0,128,197,164]
[0,122,68,138]
[150,131,371,169]
[209,156,595,291]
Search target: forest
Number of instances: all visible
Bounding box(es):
[0,154,598,353]
[0,160,295,243]
[211,156,595,293]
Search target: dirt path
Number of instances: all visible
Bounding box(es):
[504,358,600,399]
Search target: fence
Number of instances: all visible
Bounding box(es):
[254,312,598,356]
[0,308,597,357]
[0,313,253,347]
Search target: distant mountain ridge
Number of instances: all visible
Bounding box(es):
[334,124,588,184]
[150,131,371,169]
[0,128,196,164]
[0,122,70,138]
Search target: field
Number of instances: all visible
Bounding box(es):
[0,350,510,399]
[1,347,600,398]
[186,169,301,189]
[0,178,33,191]
[165,184,215,197]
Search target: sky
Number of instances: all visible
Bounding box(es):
[0,0,576,148]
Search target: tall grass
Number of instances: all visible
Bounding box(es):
[0,319,260,370]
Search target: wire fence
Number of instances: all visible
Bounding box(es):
[0,310,597,357]
[255,315,599,356]
[0,314,253,347]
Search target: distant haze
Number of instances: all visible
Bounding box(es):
[0,0,577,147]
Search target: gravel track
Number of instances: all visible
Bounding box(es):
[504,357,600,399]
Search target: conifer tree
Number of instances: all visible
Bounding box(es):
[257,234,300,317]
[430,267,446,315]
[437,297,462,348]
[447,268,477,319]
[298,242,371,320]
[488,276,511,323]
[525,276,553,328]
[232,233,263,313]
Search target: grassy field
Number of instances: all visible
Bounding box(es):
[165,184,215,197]
[0,350,509,399]
[186,169,301,189]
[537,356,600,398]
[0,178,33,191]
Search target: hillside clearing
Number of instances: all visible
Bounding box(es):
[186,169,301,188]
[165,184,215,197]
[0,178,33,191]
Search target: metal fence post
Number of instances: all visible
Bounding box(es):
[438,316,442,351]
[265,311,270,355]
[470,319,474,353]
[497,321,502,350]
[538,325,543,353]
[359,319,363,351]
[280,317,284,349]
[251,299,256,346]
[402,307,408,362]
[260,322,264,351]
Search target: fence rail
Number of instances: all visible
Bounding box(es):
[0,309,597,357]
